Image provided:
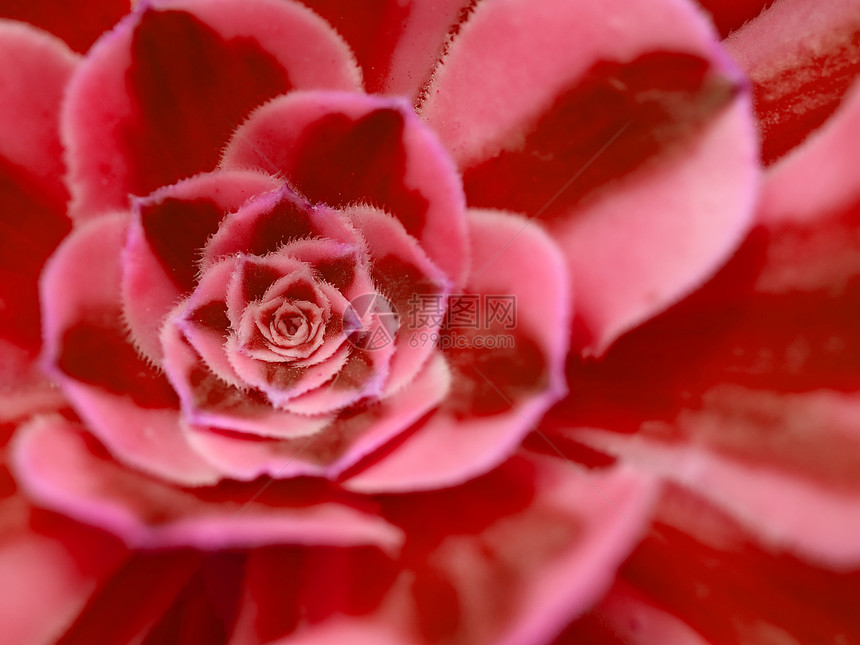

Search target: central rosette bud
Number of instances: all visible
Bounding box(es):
[238,266,330,359]
[185,248,360,412]
[237,266,329,360]
[153,185,450,433]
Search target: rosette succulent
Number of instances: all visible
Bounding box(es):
[1,0,859,643]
